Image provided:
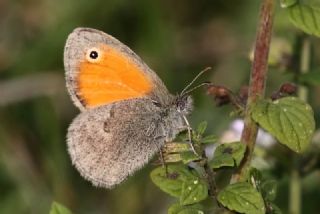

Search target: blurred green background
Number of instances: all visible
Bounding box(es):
[0,0,320,213]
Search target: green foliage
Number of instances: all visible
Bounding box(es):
[298,70,320,86]
[150,165,208,205]
[285,3,320,37]
[249,168,281,213]
[261,180,278,201]
[49,202,72,214]
[193,121,217,145]
[180,178,208,205]
[164,121,216,164]
[150,165,191,198]
[280,0,298,8]
[150,164,208,213]
[217,182,266,214]
[168,203,204,214]
[180,152,202,164]
[209,142,246,169]
[200,135,218,144]
[251,97,315,153]
[196,121,208,136]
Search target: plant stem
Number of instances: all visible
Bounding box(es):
[232,0,275,182]
[289,36,310,214]
[204,161,217,197]
[298,37,311,101]
[289,165,301,214]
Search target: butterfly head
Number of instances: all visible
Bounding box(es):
[174,94,193,116]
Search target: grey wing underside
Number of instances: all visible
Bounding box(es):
[67,99,166,188]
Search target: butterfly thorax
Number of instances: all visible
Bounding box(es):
[153,95,193,142]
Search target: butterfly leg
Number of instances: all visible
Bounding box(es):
[182,115,199,156]
[158,148,169,177]
[148,121,169,175]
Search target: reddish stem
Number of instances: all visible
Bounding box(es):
[232,0,275,181]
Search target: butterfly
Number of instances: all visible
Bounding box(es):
[64,27,195,188]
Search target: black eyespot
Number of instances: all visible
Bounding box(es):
[89,51,98,59]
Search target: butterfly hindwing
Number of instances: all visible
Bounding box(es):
[67,98,166,188]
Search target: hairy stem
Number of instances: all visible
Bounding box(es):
[232,0,275,181]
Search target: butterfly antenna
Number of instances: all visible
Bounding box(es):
[180,67,211,96]
[182,82,211,95]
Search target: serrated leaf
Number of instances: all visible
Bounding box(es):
[197,121,207,136]
[280,0,298,8]
[298,71,320,86]
[288,4,320,37]
[180,178,208,205]
[168,203,205,214]
[210,153,234,169]
[49,202,72,214]
[261,180,277,201]
[251,97,315,153]
[201,134,218,144]
[217,182,266,214]
[180,151,202,164]
[209,142,246,169]
[150,165,198,198]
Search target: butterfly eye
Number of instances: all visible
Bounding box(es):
[86,48,101,63]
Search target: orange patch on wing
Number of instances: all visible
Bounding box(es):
[78,44,152,107]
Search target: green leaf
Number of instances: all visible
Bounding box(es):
[210,152,234,169]
[251,97,315,153]
[287,4,320,37]
[196,121,207,136]
[164,153,184,163]
[217,182,266,214]
[49,202,72,214]
[298,71,320,86]
[280,0,298,8]
[168,203,205,214]
[163,142,191,153]
[261,180,277,201]
[180,151,202,164]
[209,142,246,169]
[200,134,218,144]
[150,165,197,198]
[180,178,208,205]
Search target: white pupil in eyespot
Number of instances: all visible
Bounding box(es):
[89,51,98,59]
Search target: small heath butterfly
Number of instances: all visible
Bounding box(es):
[64,28,193,188]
